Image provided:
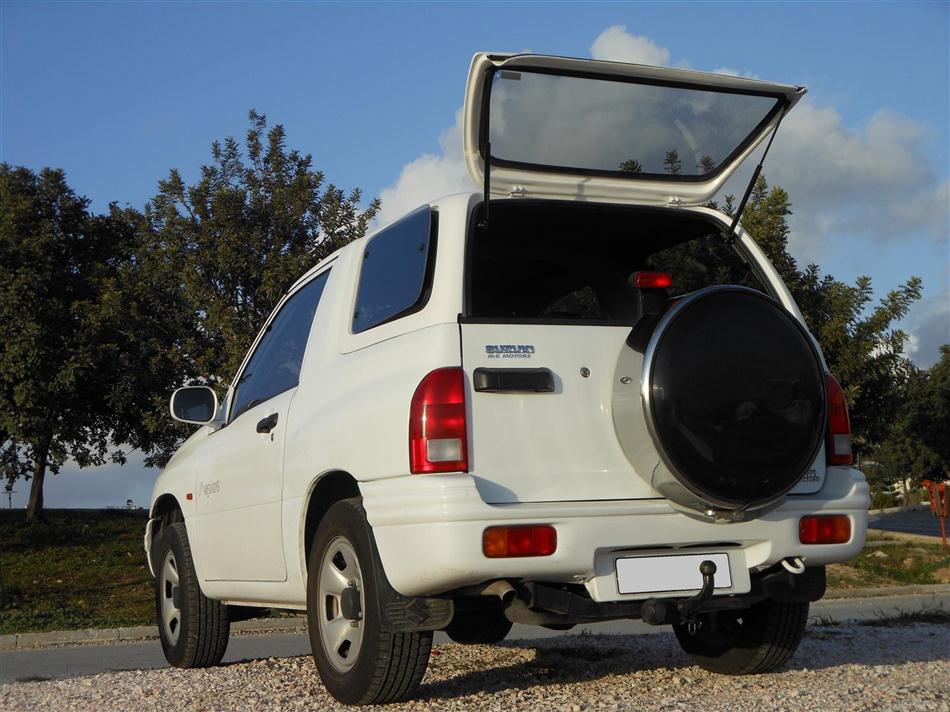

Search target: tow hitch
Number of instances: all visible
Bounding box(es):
[641,559,718,627]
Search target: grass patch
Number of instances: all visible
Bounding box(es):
[0,509,153,634]
[825,537,950,590]
[863,607,950,627]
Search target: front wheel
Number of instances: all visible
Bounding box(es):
[674,599,808,675]
[153,521,230,668]
[307,498,432,705]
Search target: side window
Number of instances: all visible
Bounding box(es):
[230,270,330,421]
[352,207,435,333]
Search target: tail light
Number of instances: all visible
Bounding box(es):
[409,367,468,474]
[483,525,557,557]
[799,514,851,544]
[633,271,673,289]
[825,373,853,466]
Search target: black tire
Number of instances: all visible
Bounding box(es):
[674,599,808,675]
[307,498,432,705]
[445,609,513,644]
[153,521,230,668]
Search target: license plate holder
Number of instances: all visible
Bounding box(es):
[615,552,733,595]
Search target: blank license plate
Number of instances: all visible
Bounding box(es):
[616,553,732,595]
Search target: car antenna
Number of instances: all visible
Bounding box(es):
[723,102,788,243]
[480,139,491,228]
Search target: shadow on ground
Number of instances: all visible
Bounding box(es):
[416,624,950,702]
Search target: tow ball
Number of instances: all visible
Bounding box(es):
[640,559,717,628]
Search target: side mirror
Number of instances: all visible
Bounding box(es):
[169,386,219,425]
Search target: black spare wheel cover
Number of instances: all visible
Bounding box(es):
[644,286,826,508]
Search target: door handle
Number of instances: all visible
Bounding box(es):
[256,413,279,434]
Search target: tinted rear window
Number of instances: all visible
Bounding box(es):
[353,207,435,333]
[465,201,765,324]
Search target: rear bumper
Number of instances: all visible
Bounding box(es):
[361,467,869,600]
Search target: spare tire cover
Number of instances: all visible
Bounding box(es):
[643,286,826,508]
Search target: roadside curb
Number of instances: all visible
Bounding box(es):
[823,582,950,600]
[4,585,949,651]
[867,527,944,544]
[0,616,307,651]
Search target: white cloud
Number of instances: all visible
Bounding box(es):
[376,24,947,277]
[905,284,950,368]
[590,25,671,66]
[374,110,474,227]
[764,105,949,257]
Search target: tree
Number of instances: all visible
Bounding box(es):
[127,110,380,466]
[648,173,922,460]
[0,165,140,521]
[867,348,949,497]
[618,158,643,174]
[664,150,682,175]
[698,155,716,174]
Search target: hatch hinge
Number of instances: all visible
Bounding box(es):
[509,186,529,198]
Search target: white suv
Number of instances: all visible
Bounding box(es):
[146,53,869,705]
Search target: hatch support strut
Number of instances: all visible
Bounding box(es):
[480,140,492,228]
[723,102,789,242]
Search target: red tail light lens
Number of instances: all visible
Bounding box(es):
[799,514,851,544]
[825,373,853,466]
[409,367,468,474]
[483,525,557,558]
[633,271,673,289]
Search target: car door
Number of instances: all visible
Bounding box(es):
[195,269,331,582]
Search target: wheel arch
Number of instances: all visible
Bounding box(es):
[147,493,185,573]
[300,470,361,581]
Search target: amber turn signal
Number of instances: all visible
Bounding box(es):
[483,525,557,558]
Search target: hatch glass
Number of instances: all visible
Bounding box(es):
[487,70,782,181]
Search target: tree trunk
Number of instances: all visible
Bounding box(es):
[25,442,49,523]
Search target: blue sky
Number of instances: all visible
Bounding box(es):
[2,1,948,508]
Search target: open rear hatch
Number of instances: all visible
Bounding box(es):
[458,54,818,508]
[462,52,805,206]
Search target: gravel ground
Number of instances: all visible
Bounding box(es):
[2,623,947,711]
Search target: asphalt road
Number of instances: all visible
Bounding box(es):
[870,508,947,538]
[2,589,947,684]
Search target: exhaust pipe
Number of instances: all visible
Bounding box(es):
[479,580,516,604]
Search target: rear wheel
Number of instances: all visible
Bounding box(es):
[307,498,432,704]
[445,609,513,644]
[674,599,808,675]
[153,521,230,668]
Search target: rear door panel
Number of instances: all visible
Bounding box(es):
[461,323,658,503]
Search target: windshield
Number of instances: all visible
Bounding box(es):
[487,69,782,179]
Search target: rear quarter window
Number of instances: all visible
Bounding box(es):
[352,207,436,333]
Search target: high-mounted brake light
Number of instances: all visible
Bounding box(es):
[825,373,853,466]
[633,271,673,289]
[409,367,468,474]
[483,525,557,558]
[799,514,851,544]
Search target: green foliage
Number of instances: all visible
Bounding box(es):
[146,109,380,385]
[1,110,380,509]
[698,155,716,174]
[663,149,682,175]
[869,346,950,486]
[649,173,923,462]
[0,509,153,633]
[739,175,923,452]
[0,166,141,520]
[618,158,643,174]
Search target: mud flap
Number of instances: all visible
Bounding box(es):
[366,525,454,633]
